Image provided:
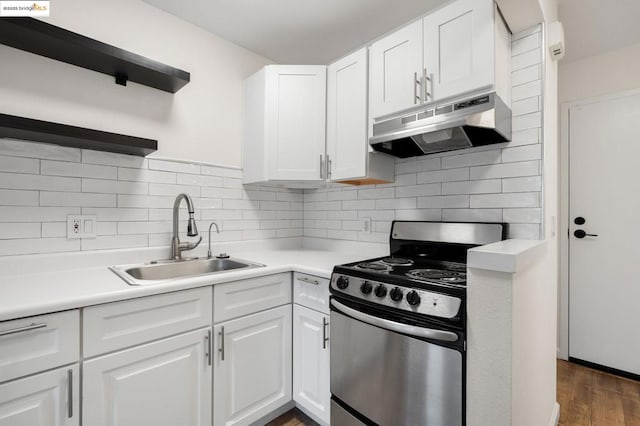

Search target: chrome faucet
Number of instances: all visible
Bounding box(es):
[207,222,220,259]
[171,193,202,260]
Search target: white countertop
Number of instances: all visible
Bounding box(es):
[0,244,386,321]
[0,237,546,321]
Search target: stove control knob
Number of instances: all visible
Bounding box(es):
[360,281,373,294]
[374,284,387,298]
[406,290,421,306]
[390,287,404,302]
[336,276,349,290]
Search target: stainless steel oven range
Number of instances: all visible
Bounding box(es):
[329,221,507,426]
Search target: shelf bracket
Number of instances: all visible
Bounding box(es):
[115,73,128,87]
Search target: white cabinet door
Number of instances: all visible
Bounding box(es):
[266,65,326,181]
[327,48,368,182]
[293,305,330,425]
[423,0,494,101]
[0,365,79,426]
[369,20,422,118]
[83,329,212,426]
[214,305,292,426]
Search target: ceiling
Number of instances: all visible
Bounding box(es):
[559,0,640,62]
[142,0,448,64]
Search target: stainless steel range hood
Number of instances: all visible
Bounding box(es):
[370,92,511,158]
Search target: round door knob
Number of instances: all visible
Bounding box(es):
[374,284,387,298]
[360,281,373,294]
[390,287,404,302]
[406,290,421,306]
[336,276,349,289]
[574,217,586,225]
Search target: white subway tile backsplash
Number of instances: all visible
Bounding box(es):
[441,150,501,169]
[417,168,469,184]
[508,224,542,239]
[0,223,41,239]
[327,229,357,240]
[41,192,116,207]
[395,157,441,174]
[277,228,303,238]
[442,209,503,222]
[512,80,542,101]
[502,176,542,193]
[442,180,502,195]
[148,159,200,175]
[0,139,81,162]
[395,209,442,221]
[358,188,394,200]
[149,183,201,197]
[42,222,66,238]
[0,172,81,192]
[0,189,39,206]
[512,96,540,116]
[417,195,469,208]
[512,112,542,132]
[503,208,542,223]
[201,165,242,178]
[470,192,539,208]
[512,48,541,71]
[82,150,147,168]
[82,179,148,195]
[0,206,80,222]
[118,167,176,184]
[82,208,148,221]
[376,198,416,210]
[42,160,117,179]
[118,194,175,208]
[327,191,358,201]
[512,32,541,56]
[81,234,148,251]
[470,161,539,180]
[501,144,542,163]
[512,64,540,87]
[0,155,40,174]
[510,128,540,146]
[327,210,358,220]
[395,183,441,198]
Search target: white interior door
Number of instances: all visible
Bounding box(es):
[569,91,640,376]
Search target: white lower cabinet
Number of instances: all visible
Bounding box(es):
[213,304,292,426]
[82,328,212,426]
[0,364,80,426]
[293,304,330,425]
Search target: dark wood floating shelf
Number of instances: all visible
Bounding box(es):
[0,18,190,93]
[0,114,157,157]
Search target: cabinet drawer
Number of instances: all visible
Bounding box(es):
[293,272,330,314]
[0,310,79,383]
[214,273,291,323]
[83,287,212,358]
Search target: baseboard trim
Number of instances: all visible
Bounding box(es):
[569,357,640,381]
[549,402,560,426]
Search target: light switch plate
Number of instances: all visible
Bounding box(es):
[67,215,97,239]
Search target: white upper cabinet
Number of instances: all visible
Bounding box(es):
[327,48,394,184]
[369,0,510,119]
[243,65,326,186]
[369,21,423,119]
[423,0,495,101]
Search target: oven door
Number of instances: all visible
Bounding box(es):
[330,298,463,426]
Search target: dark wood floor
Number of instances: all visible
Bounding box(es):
[269,361,640,426]
[266,408,318,426]
[557,360,640,426]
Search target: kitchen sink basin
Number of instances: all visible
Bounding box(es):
[110,256,265,285]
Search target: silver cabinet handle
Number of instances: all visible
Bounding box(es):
[413,72,421,104]
[424,68,432,101]
[205,329,212,366]
[67,369,73,419]
[319,155,325,179]
[326,155,332,181]
[330,299,458,342]
[322,317,329,349]
[218,326,225,361]
[297,276,320,285]
[0,322,47,337]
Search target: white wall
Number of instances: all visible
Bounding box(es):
[559,41,640,103]
[0,0,270,167]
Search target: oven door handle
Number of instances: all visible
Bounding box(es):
[330,299,459,342]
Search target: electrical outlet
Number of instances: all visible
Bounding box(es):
[363,217,372,233]
[67,215,97,239]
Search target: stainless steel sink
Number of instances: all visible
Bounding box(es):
[110,257,265,285]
